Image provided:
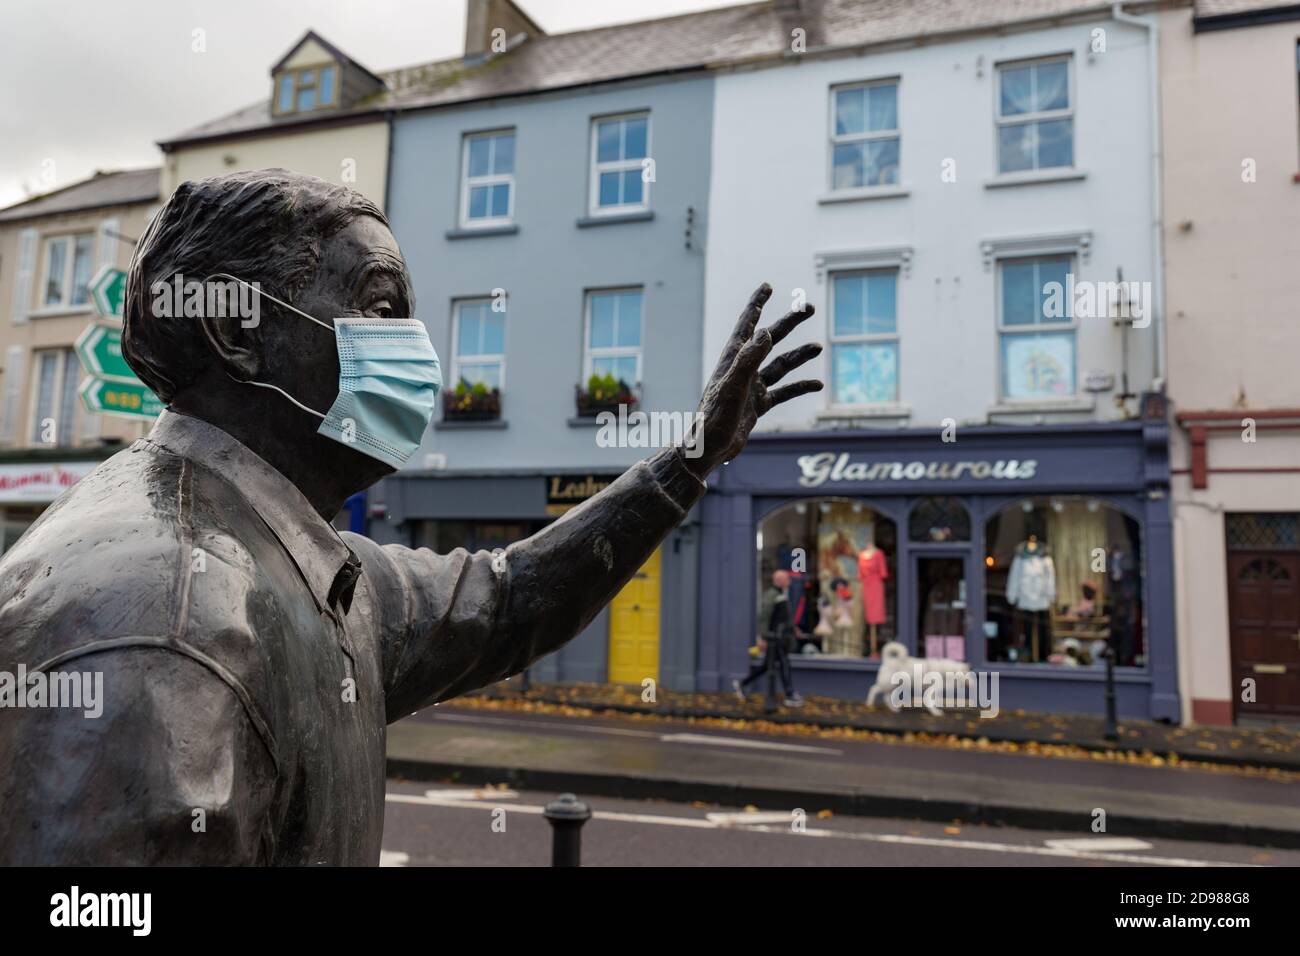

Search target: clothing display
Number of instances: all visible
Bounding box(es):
[856,546,889,625]
[1006,543,1056,611]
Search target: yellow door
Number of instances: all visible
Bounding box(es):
[608,547,661,685]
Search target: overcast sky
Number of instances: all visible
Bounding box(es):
[0,0,748,208]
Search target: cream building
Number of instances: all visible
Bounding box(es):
[0,168,160,552]
[158,31,393,204]
[1162,0,1300,724]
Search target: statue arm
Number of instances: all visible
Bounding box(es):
[357,446,704,720]
[0,649,276,864]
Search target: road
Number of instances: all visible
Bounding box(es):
[380,780,1300,867]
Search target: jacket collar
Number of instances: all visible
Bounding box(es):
[142,410,361,614]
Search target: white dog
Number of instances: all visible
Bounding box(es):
[866,641,972,716]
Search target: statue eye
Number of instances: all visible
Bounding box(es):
[368,300,394,319]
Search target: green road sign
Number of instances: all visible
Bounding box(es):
[88,265,127,318]
[79,376,163,420]
[74,322,137,383]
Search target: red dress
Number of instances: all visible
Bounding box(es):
[857,548,888,625]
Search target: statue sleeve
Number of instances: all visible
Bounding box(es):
[0,649,277,864]
[355,447,706,721]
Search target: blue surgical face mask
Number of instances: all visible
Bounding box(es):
[207,274,441,469]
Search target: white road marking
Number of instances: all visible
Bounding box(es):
[1045,837,1153,852]
[379,850,410,867]
[383,791,1257,867]
[423,787,519,801]
[707,811,802,826]
[659,733,841,754]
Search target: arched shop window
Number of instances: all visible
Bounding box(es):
[984,497,1143,667]
[757,498,896,659]
[908,496,971,542]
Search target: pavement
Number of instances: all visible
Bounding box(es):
[470,680,1300,770]
[386,704,1300,850]
[381,780,1300,867]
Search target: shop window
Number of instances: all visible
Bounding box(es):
[983,497,1143,667]
[908,496,970,542]
[756,498,896,659]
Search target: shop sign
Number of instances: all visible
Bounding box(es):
[0,462,96,503]
[545,474,621,516]
[797,452,1037,488]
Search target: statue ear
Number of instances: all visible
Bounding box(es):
[195,287,263,382]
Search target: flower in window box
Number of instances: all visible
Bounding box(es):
[575,373,637,417]
[443,377,501,421]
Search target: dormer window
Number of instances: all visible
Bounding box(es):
[273,64,337,116]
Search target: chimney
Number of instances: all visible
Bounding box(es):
[464,0,545,60]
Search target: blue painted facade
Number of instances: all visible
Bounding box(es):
[371,72,715,690]
[698,403,1179,719]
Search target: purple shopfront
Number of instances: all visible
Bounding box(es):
[697,406,1179,719]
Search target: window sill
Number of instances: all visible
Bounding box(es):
[445,224,519,240]
[817,185,910,204]
[29,305,95,319]
[576,210,654,228]
[985,168,1087,189]
[988,397,1095,415]
[434,419,508,430]
[817,403,911,421]
[567,416,607,428]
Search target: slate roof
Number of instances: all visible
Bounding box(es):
[0,168,160,223]
[158,0,1136,149]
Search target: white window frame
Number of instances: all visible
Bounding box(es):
[28,347,80,446]
[827,268,901,408]
[459,129,516,228]
[828,78,900,192]
[994,55,1074,174]
[995,253,1079,401]
[450,298,507,392]
[588,112,651,216]
[582,288,644,386]
[38,232,94,311]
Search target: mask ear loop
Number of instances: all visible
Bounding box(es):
[201,273,335,419]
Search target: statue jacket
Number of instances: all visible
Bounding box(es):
[0,410,704,864]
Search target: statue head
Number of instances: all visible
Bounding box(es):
[123,169,421,513]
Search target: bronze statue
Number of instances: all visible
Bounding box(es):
[0,169,820,864]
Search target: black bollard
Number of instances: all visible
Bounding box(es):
[1102,645,1120,742]
[543,793,591,867]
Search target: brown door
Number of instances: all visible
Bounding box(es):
[1228,552,1300,719]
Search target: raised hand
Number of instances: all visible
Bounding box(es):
[684,283,822,478]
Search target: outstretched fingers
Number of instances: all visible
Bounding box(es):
[759,342,822,386]
[712,283,772,378]
[768,379,823,407]
[766,304,816,347]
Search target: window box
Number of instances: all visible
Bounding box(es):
[575,376,637,418]
[443,382,501,422]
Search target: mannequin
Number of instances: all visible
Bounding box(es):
[857,539,888,657]
[1006,534,1056,660]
